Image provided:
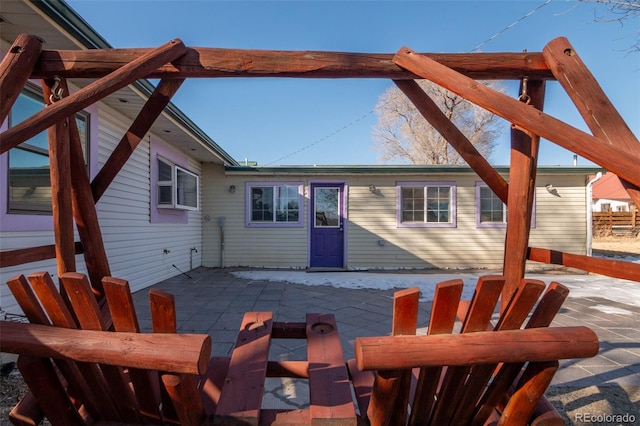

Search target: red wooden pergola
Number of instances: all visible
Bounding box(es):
[1,34,639,310]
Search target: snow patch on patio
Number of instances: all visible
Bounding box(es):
[233,264,640,309]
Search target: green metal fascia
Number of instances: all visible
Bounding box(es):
[27,0,239,166]
[225,165,605,175]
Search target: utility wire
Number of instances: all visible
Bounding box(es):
[264,0,553,166]
[470,0,554,52]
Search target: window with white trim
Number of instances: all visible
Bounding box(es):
[156,156,199,211]
[397,182,456,227]
[246,182,303,227]
[7,85,90,214]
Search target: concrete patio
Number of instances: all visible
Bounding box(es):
[130,267,640,424]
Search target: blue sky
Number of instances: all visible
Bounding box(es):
[67,0,639,166]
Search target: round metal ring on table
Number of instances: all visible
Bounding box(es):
[311,322,334,334]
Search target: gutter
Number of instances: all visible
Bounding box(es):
[28,0,239,166]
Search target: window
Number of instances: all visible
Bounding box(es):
[478,185,507,226]
[475,182,536,228]
[397,182,456,228]
[7,86,90,214]
[246,182,303,227]
[156,157,199,210]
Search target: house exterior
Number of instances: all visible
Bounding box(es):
[1,0,602,315]
[592,172,636,212]
[0,0,237,314]
[201,164,599,271]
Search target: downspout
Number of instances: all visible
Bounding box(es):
[586,172,602,256]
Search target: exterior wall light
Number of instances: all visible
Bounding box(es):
[229,185,236,193]
[369,185,376,193]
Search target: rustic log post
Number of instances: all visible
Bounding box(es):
[392,46,640,188]
[53,79,112,296]
[502,79,545,312]
[42,78,76,277]
[543,37,640,212]
[91,78,185,202]
[393,79,508,201]
[1,38,187,154]
[0,34,43,123]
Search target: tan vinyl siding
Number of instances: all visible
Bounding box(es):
[214,169,591,271]
[202,164,308,268]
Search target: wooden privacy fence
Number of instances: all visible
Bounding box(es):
[593,211,638,237]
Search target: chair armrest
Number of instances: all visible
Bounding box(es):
[354,326,598,371]
[0,321,211,375]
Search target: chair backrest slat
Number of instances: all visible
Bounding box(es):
[356,275,598,426]
[102,276,164,423]
[6,271,209,425]
[7,274,102,423]
[470,282,571,425]
[23,272,122,422]
[409,279,462,426]
[150,288,205,425]
[61,273,142,423]
[450,279,545,424]
[429,276,505,425]
[366,287,420,425]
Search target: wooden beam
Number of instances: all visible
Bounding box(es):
[543,37,640,209]
[31,48,554,81]
[42,79,75,277]
[0,39,187,155]
[502,79,546,311]
[58,78,111,296]
[0,321,211,375]
[394,79,508,201]
[91,78,185,202]
[0,34,43,123]
[0,243,83,268]
[527,247,640,282]
[354,326,598,371]
[393,46,640,188]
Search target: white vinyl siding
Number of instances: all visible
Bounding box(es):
[0,104,203,314]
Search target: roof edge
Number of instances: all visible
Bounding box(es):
[28,0,239,166]
[225,165,605,174]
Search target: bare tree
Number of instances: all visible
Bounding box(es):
[372,80,504,165]
[587,0,640,53]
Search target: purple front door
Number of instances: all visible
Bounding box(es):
[310,184,344,268]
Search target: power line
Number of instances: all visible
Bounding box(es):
[263,110,375,166]
[264,0,553,166]
[470,0,554,52]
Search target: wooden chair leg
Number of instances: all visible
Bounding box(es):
[161,373,205,426]
[8,391,44,426]
[498,361,559,426]
[17,356,86,426]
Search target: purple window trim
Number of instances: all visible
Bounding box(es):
[0,96,97,232]
[150,140,191,224]
[475,182,536,229]
[396,181,457,228]
[245,181,304,228]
